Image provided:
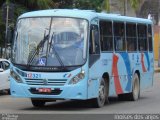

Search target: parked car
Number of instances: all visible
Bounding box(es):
[0,59,11,92]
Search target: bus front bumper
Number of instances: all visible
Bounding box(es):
[10,78,88,100]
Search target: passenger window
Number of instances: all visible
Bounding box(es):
[126,23,137,51]
[137,24,147,51]
[114,22,126,51]
[148,25,153,51]
[100,21,113,51]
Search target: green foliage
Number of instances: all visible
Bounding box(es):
[36,0,54,9]
[119,0,140,12]
[14,4,28,22]
[102,0,110,12]
[129,0,140,11]
[74,0,104,11]
[0,0,55,47]
[21,0,55,10]
[0,0,142,52]
[52,0,73,8]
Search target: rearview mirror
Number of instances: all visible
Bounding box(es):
[0,68,4,72]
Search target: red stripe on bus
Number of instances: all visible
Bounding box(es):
[112,54,123,94]
[141,53,147,72]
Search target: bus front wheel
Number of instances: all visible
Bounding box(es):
[31,99,46,107]
[90,78,108,108]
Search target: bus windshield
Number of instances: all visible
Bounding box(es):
[12,17,88,67]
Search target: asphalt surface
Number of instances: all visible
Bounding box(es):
[0,73,160,114]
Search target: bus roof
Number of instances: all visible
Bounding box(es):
[19,9,97,21]
[97,13,152,24]
[19,9,152,24]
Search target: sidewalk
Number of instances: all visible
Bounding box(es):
[154,61,160,73]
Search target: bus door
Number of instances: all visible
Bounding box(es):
[88,18,101,98]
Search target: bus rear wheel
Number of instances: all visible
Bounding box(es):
[129,73,140,101]
[31,99,46,107]
[118,73,140,101]
[91,78,108,108]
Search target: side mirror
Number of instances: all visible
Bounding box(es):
[0,68,4,72]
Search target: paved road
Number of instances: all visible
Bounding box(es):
[0,73,160,114]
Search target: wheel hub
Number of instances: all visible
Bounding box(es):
[99,85,105,101]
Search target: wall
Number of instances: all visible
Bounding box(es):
[154,26,160,60]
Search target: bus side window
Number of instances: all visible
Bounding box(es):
[99,20,113,51]
[90,25,100,54]
[113,22,125,51]
[126,23,137,51]
[138,24,147,51]
[148,25,153,51]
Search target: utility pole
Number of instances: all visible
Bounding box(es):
[72,0,76,8]
[124,0,127,16]
[105,0,110,13]
[2,0,14,59]
[4,2,9,59]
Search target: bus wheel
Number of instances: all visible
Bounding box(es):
[31,99,46,107]
[91,78,107,108]
[129,73,140,101]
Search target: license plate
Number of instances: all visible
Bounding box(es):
[38,88,51,93]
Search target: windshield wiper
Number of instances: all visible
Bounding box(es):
[47,33,65,68]
[27,32,49,65]
[27,31,65,68]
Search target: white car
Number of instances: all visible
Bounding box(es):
[0,59,11,91]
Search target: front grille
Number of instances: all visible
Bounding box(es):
[25,78,67,86]
[29,88,62,95]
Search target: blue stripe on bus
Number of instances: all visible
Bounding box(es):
[144,52,150,71]
[119,53,132,92]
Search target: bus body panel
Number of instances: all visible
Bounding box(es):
[10,64,89,100]
[88,51,154,97]
[139,52,154,90]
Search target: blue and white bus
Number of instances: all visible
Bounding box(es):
[10,9,154,108]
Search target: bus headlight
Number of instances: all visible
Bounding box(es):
[10,68,23,83]
[69,71,85,84]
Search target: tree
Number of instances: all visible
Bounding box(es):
[73,0,104,11]
[52,0,74,8]
[12,0,54,10]
[120,0,141,15]
[102,0,110,13]
[0,0,55,56]
[129,0,140,12]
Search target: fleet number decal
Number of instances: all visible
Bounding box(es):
[27,73,41,79]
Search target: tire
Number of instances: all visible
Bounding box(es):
[129,73,140,101]
[90,78,108,108]
[31,99,46,107]
[0,89,10,95]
